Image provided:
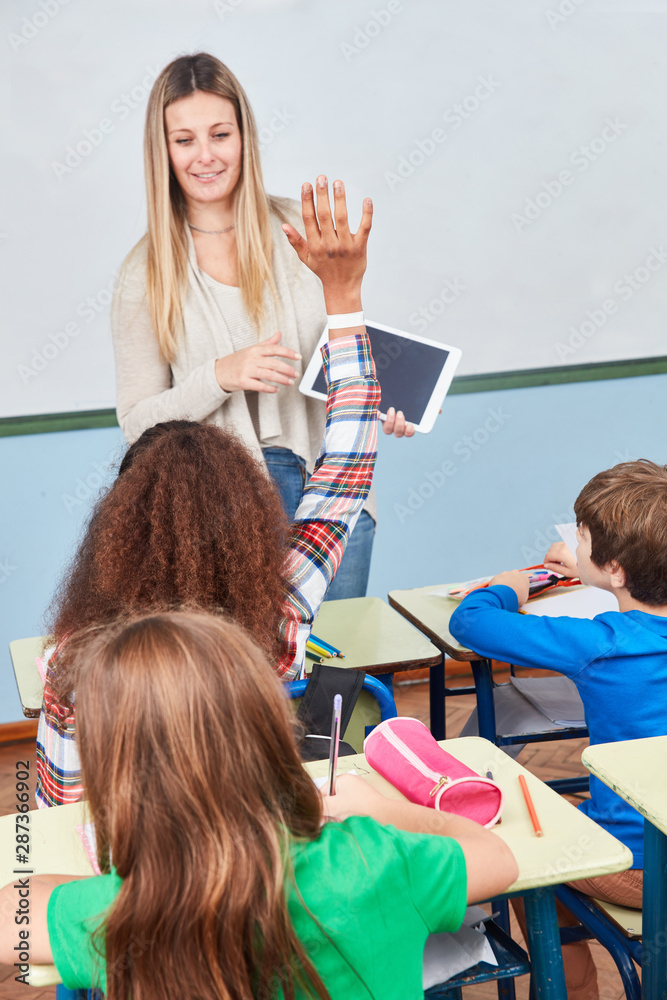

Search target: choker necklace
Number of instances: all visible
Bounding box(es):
[188,221,236,235]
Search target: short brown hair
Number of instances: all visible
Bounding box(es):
[574,459,667,605]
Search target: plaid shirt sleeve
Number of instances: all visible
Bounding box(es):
[275,331,380,679]
[36,652,83,809]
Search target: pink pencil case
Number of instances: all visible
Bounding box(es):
[364,718,503,827]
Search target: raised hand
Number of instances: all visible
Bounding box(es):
[282,176,372,315]
[214,331,301,393]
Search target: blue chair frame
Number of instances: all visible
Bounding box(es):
[469,658,589,795]
[554,885,641,1000]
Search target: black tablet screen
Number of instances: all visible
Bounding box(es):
[312,326,450,425]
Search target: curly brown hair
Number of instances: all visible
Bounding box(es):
[47,421,290,698]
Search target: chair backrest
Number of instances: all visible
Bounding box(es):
[8,636,48,718]
[286,674,397,753]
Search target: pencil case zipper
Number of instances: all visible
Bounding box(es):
[374,719,451,796]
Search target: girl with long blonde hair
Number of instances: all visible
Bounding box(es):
[1,609,517,999]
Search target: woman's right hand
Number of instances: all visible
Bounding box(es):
[214,331,301,393]
[543,541,579,578]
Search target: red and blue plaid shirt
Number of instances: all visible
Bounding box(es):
[36,332,379,807]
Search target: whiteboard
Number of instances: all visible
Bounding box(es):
[2,0,667,418]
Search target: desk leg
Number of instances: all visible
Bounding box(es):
[642,819,667,1000]
[523,888,567,1000]
[470,658,498,744]
[429,655,446,741]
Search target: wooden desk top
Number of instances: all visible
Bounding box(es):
[388,585,474,660]
[583,736,667,837]
[9,636,45,718]
[312,597,441,673]
[9,600,441,722]
[306,736,632,893]
[0,737,631,984]
[388,584,593,662]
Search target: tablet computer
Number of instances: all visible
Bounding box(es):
[299,321,462,433]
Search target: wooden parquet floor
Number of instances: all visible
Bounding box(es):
[0,669,628,999]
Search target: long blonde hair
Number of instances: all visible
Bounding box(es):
[74,609,329,1000]
[142,53,278,363]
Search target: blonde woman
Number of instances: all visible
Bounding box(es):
[111,52,412,600]
[1,609,518,999]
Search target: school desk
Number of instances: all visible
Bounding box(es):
[311,596,441,675]
[387,585,589,789]
[0,737,631,998]
[9,601,440,721]
[582,736,667,1000]
[308,735,633,1000]
[9,636,44,718]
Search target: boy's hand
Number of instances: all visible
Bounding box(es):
[320,773,384,821]
[489,570,530,606]
[544,541,579,578]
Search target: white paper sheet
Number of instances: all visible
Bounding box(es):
[555,522,578,557]
[423,906,498,988]
[524,587,617,619]
[313,769,358,790]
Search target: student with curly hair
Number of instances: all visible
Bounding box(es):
[37,179,380,808]
[3,610,518,1000]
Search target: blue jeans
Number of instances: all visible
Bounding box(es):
[263,447,375,600]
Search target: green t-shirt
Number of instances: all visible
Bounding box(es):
[47,816,467,999]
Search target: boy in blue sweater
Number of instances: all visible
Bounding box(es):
[450,459,667,999]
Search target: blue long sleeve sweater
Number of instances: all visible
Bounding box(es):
[450,585,667,866]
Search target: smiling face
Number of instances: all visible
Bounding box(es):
[165,91,242,210]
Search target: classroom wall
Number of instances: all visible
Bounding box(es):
[1,371,665,725]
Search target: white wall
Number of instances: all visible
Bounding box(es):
[2,0,667,418]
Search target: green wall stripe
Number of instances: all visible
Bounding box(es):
[448,354,667,395]
[1,355,666,437]
[0,409,119,438]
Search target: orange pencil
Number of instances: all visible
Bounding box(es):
[518,774,543,837]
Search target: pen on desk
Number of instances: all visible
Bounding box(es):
[486,770,501,824]
[327,694,343,796]
[518,774,543,837]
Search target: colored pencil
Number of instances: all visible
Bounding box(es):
[518,774,543,837]
[309,633,345,658]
